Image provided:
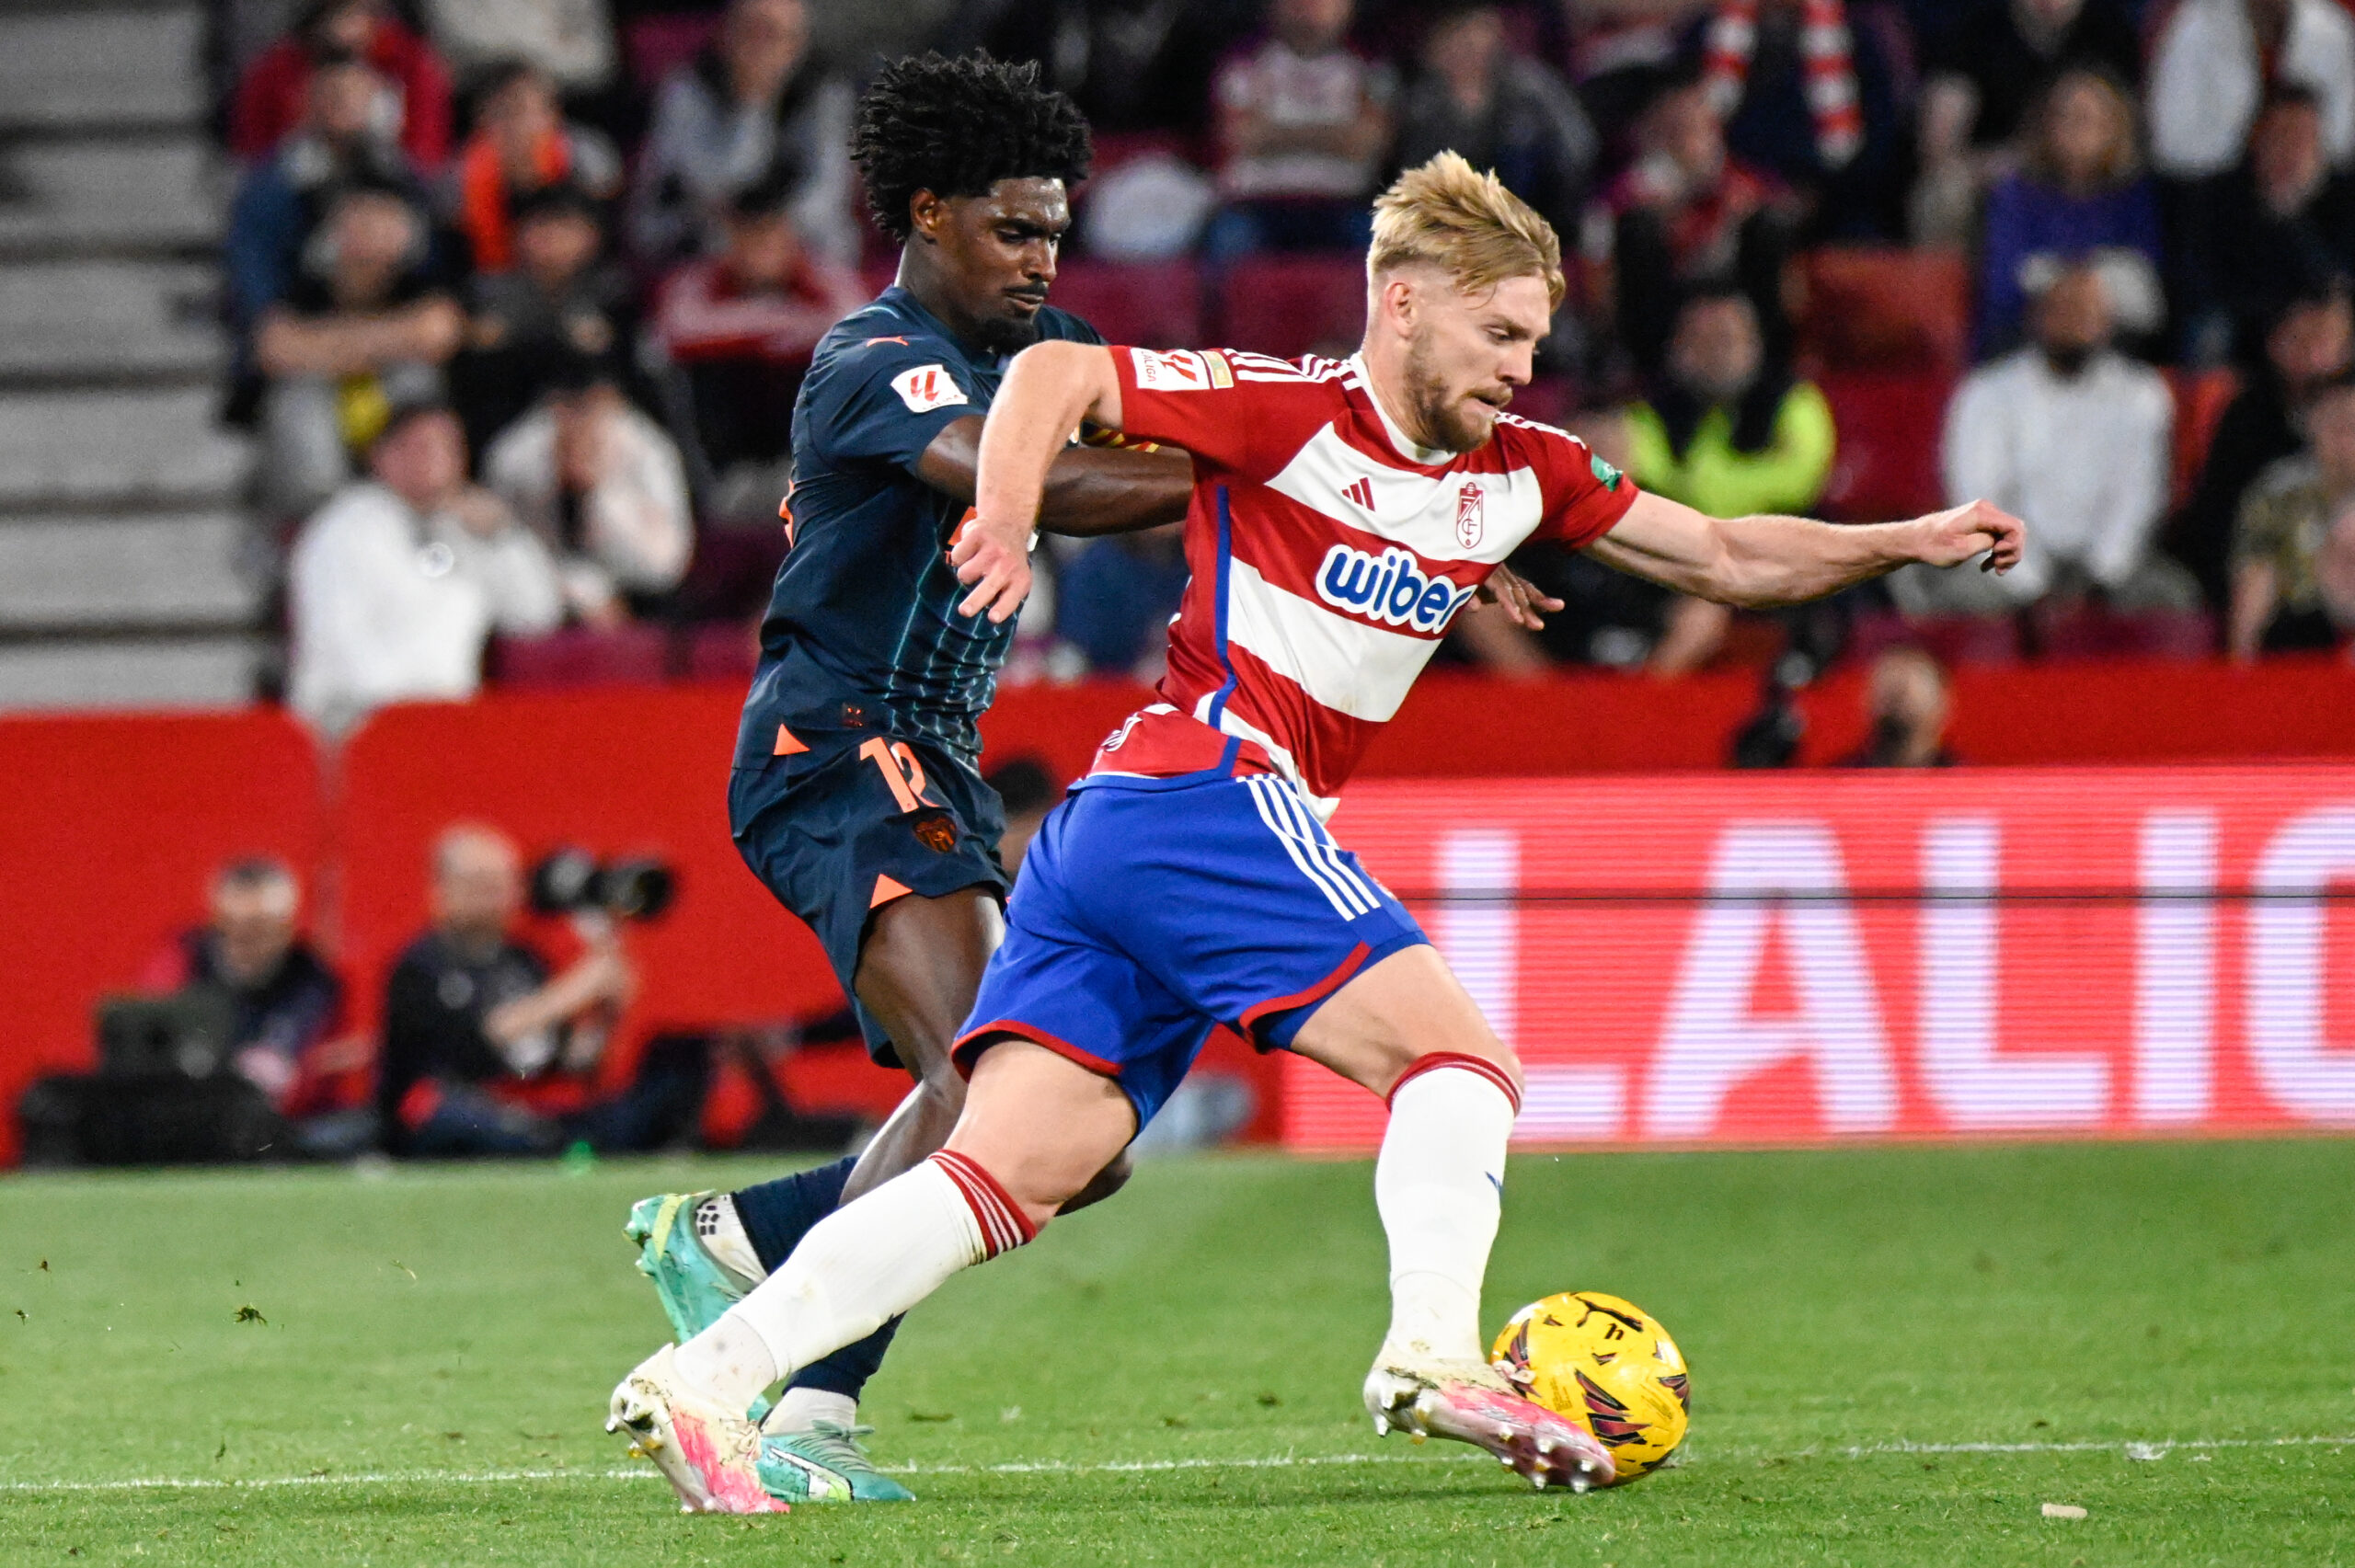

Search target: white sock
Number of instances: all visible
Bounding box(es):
[1374,1055,1520,1366]
[675,1152,1034,1414]
[764,1387,857,1436]
[694,1194,764,1282]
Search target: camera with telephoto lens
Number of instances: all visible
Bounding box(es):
[529,847,677,921]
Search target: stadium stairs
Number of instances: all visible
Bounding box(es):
[0,0,259,714]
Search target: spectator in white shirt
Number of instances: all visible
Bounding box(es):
[289,401,562,736]
[1204,0,1395,263]
[1897,263,2195,613]
[626,0,856,269]
[2148,0,2355,179]
[483,367,695,623]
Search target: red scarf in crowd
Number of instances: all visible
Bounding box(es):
[1700,0,1862,170]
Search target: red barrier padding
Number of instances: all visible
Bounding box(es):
[0,710,326,1163]
[1285,767,2355,1148]
[1798,654,2355,767]
[336,688,847,1082]
[13,658,2355,1162]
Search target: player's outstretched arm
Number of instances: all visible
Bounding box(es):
[916,415,1190,539]
[1585,491,2026,610]
[953,341,1125,621]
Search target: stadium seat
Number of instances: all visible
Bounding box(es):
[1846,606,2022,668]
[2032,602,2215,661]
[1796,248,1971,374]
[1815,371,1955,523]
[622,13,722,95]
[488,626,671,690]
[1047,260,1204,349]
[1213,254,1365,360]
[2165,366,2240,512]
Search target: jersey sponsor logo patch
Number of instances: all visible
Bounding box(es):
[1591,452,1625,490]
[1130,349,1228,391]
[1453,480,1485,548]
[890,363,969,414]
[1315,544,1478,634]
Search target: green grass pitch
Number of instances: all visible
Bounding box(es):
[1,1139,2349,1565]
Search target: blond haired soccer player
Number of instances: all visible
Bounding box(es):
[607,153,2025,1510]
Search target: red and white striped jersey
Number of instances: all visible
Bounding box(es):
[1080,347,1640,817]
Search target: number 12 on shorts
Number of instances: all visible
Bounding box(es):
[859,737,931,813]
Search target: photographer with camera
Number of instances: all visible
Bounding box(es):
[379,823,706,1157]
[17,857,372,1165]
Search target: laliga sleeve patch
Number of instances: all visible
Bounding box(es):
[890,364,970,414]
[1129,349,1229,391]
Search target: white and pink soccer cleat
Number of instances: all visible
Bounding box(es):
[1364,1356,1615,1493]
[606,1344,790,1515]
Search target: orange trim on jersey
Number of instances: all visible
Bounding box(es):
[870,874,913,909]
[773,725,810,756]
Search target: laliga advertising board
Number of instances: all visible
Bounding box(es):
[1286,765,2355,1148]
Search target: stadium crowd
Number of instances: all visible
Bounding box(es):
[207,0,2355,730]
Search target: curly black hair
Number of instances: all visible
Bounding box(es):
[851,52,1093,241]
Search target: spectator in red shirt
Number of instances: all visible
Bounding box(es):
[653,174,864,521]
[448,59,621,277]
[230,0,454,169]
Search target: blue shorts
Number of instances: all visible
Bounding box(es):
[730,727,1007,1068]
[953,772,1429,1130]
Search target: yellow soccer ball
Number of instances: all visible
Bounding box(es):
[1489,1291,1691,1482]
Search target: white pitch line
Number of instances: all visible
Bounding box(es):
[3,1434,2349,1497]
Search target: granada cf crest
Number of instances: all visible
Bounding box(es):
[912,811,959,853]
[1453,481,1485,548]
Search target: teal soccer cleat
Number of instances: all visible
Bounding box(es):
[758,1420,917,1504]
[625,1192,756,1345]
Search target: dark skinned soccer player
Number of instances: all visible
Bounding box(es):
[617,53,1560,1509]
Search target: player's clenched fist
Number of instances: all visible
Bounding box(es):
[951,511,1035,623]
[1912,498,2026,574]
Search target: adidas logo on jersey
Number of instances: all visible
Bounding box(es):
[1341,477,1376,510]
[1315,544,1477,634]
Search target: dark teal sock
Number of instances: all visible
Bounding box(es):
[730,1156,900,1403]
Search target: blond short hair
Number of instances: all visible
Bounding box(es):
[1368,152,1564,313]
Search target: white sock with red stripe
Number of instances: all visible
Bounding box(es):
[671,1151,1035,1415]
[1374,1053,1521,1367]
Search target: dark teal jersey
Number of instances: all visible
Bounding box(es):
[733,285,1102,766]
